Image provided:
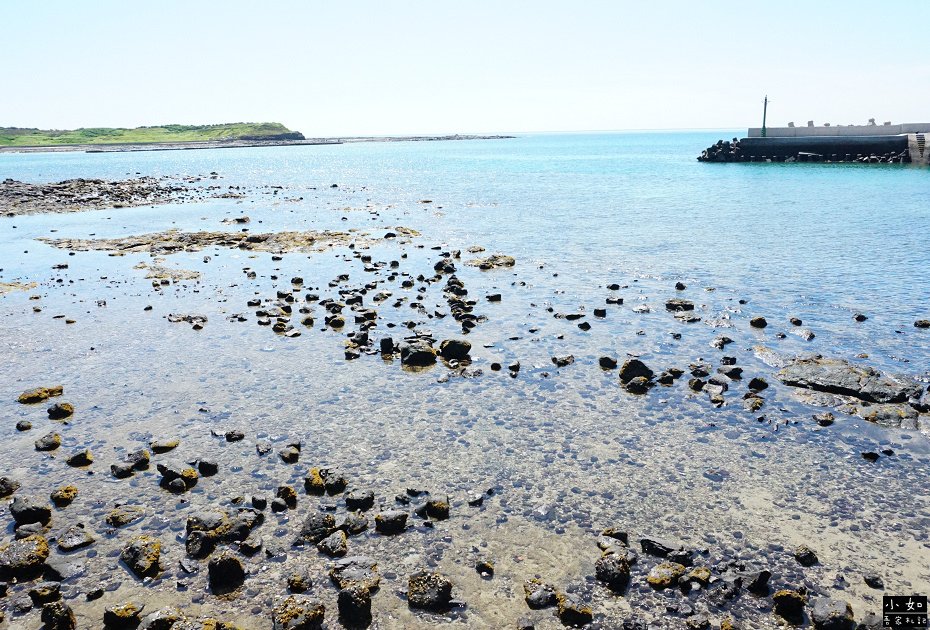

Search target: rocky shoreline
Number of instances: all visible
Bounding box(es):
[1,175,928,629]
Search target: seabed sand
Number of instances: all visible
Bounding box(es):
[0,175,928,629]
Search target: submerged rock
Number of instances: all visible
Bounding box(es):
[647,562,686,588]
[407,571,453,610]
[329,556,380,591]
[106,505,145,528]
[58,524,94,551]
[103,601,145,629]
[121,535,161,578]
[778,357,920,404]
[556,592,593,627]
[619,359,654,383]
[523,579,557,609]
[810,597,854,630]
[0,534,50,578]
[400,341,437,367]
[466,254,516,269]
[41,601,76,630]
[773,589,806,623]
[17,385,63,404]
[10,495,52,525]
[271,596,325,630]
[0,477,20,498]
[439,338,472,360]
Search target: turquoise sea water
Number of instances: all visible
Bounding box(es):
[1,133,929,627]
[3,132,929,370]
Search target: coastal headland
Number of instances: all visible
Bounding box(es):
[0,122,514,154]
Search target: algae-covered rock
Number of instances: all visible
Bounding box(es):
[523,578,557,608]
[50,485,78,507]
[106,505,145,527]
[556,592,593,626]
[121,534,161,577]
[104,601,145,628]
[17,385,63,404]
[647,562,686,588]
[0,534,50,578]
[407,571,453,610]
[773,589,807,623]
[271,596,325,629]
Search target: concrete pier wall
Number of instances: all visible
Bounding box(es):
[748,123,930,138]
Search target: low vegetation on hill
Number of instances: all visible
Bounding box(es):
[0,122,304,146]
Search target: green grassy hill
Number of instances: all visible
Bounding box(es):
[0,122,304,146]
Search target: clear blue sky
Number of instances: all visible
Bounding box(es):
[2,1,928,135]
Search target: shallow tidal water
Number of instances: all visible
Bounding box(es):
[1,133,929,629]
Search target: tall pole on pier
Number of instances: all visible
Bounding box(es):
[762,95,768,138]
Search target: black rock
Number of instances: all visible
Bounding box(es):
[407,571,453,610]
[665,298,694,312]
[338,584,372,623]
[41,601,76,630]
[28,581,61,605]
[400,341,437,367]
[811,597,855,630]
[198,460,219,476]
[329,556,381,591]
[619,359,654,383]
[35,432,62,451]
[0,476,20,498]
[208,551,245,593]
[10,496,52,525]
[439,338,472,360]
[317,530,348,557]
[298,512,337,544]
[863,573,884,589]
[746,569,771,595]
[345,489,374,512]
[523,579,557,609]
[599,356,618,369]
[794,545,819,566]
[624,376,652,394]
[595,553,630,591]
[374,510,407,534]
[47,403,74,420]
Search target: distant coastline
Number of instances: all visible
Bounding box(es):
[0,134,515,154]
[0,121,515,154]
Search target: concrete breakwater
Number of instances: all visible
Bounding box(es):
[698,134,923,163]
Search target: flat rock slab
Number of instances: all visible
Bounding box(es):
[39,229,388,256]
[778,357,921,404]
